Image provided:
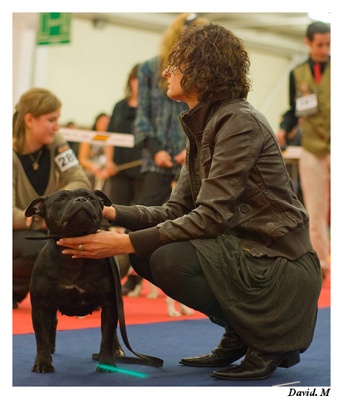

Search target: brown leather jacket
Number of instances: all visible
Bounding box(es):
[115,99,312,260]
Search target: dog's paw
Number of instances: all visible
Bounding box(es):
[96,356,117,373]
[96,363,117,373]
[180,304,194,315]
[147,284,159,298]
[32,362,55,373]
[166,297,181,317]
[168,308,182,317]
[127,284,142,297]
[147,292,158,299]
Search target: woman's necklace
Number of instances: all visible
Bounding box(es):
[28,148,44,171]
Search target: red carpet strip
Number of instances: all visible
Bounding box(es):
[13,273,330,335]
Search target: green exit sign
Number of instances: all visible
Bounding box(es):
[37,13,71,45]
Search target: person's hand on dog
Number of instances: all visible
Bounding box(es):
[102,205,117,221]
[25,214,47,231]
[57,229,135,259]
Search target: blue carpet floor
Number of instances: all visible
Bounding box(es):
[12,307,330,390]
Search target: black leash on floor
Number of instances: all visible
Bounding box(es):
[26,234,163,368]
[107,255,164,368]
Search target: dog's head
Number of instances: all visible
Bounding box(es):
[25,189,112,237]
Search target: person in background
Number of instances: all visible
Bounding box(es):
[102,63,144,285]
[121,12,208,294]
[278,111,302,150]
[78,112,110,190]
[275,21,330,281]
[64,120,80,156]
[278,112,303,203]
[57,23,321,381]
[103,64,143,205]
[13,88,91,309]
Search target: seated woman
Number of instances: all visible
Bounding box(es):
[13,88,91,308]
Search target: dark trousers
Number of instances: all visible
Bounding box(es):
[103,172,143,205]
[129,241,226,321]
[138,171,174,206]
[13,230,47,303]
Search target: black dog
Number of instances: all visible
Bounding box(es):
[25,189,124,373]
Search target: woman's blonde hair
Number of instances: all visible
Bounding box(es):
[13,88,62,154]
[158,13,208,89]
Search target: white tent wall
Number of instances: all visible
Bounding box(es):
[13,13,307,131]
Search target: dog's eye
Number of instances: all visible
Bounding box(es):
[56,197,65,202]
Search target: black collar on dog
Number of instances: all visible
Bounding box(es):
[25,234,61,240]
[25,228,103,241]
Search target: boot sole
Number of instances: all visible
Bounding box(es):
[180,347,247,368]
[211,351,300,380]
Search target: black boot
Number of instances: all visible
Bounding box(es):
[179,326,247,367]
[211,348,300,380]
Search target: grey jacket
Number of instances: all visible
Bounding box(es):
[13,133,91,230]
[115,99,312,260]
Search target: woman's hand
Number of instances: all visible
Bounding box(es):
[102,205,116,221]
[154,150,173,168]
[104,161,119,177]
[56,230,135,259]
[174,149,186,166]
[275,129,287,148]
[25,214,47,230]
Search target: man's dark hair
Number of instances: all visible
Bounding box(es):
[306,21,330,41]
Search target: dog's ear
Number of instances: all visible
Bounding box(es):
[25,196,47,217]
[93,190,112,207]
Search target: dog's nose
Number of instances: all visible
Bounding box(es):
[75,196,88,203]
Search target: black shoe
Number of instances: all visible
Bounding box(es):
[180,327,247,367]
[13,300,18,309]
[121,275,143,296]
[211,348,300,380]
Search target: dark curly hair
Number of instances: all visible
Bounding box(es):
[166,23,251,102]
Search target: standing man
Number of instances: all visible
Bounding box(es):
[276,21,330,281]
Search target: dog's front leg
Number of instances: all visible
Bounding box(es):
[96,304,118,372]
[31,305,57,372]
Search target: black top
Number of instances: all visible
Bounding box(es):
[107,99,142,176]
[17,147,50,195]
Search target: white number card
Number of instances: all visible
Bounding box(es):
[295,93,318,117]
[55,148,79,172]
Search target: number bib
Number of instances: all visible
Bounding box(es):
[55,148,79,172]
[295,93,318,117]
